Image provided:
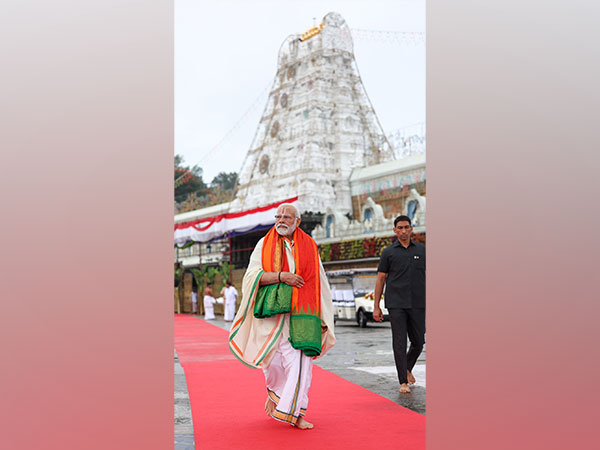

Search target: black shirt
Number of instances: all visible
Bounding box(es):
[377,240,426,309]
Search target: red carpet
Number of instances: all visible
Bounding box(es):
[175,315,426,449]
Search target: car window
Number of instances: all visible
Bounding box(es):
[352,274,377,297]
[328,276,353,301]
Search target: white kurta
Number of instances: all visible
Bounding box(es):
[191,291,198,313]
[203,295,216,320]
[224,286,238,322]
[228,235,336,425]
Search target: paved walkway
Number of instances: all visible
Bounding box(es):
[174,349,195,450]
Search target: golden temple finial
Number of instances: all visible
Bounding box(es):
[300,22,325,42]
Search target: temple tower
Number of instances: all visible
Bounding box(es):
[231,12,394,215]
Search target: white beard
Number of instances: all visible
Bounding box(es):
[275,223,296,236]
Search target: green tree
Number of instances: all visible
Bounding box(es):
[210,172,238,191]
[175,155,207,203]
[219,262,232,290]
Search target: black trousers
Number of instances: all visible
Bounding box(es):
[388,307,426,385]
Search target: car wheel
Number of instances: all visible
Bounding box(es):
[357,309,367,328]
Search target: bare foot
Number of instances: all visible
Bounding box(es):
[264,398,275,416]
[296,417,314,430]
[399,383,411,393]
[407,370,416,385]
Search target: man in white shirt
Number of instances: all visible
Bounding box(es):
[191,290,198,314]
[223,280,238,322]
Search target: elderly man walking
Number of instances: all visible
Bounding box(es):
[228,203,336,429]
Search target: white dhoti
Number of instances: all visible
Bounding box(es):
[228,233,336,426]
[224,300,236,322]
[191,292,198,313]
[204,295,216,320]
[224,285,238,322]
[263,329,313,426]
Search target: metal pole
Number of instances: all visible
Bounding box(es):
[228,233,232,282]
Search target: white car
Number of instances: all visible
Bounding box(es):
[326,268,389,328]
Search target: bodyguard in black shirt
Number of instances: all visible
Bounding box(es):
[373,215,425,394]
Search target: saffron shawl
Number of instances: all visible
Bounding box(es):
[228,233,336,368]
[254,226,322,356]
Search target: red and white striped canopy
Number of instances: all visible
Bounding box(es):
[174,197,299,245]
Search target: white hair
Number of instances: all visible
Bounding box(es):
[277,203,300,218]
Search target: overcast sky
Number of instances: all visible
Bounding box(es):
[175,0,425,183]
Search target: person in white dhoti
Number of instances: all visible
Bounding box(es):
[191,290,198,314]
[203,285,216,320]
[223,281,238,322]
[228,204,335,429]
